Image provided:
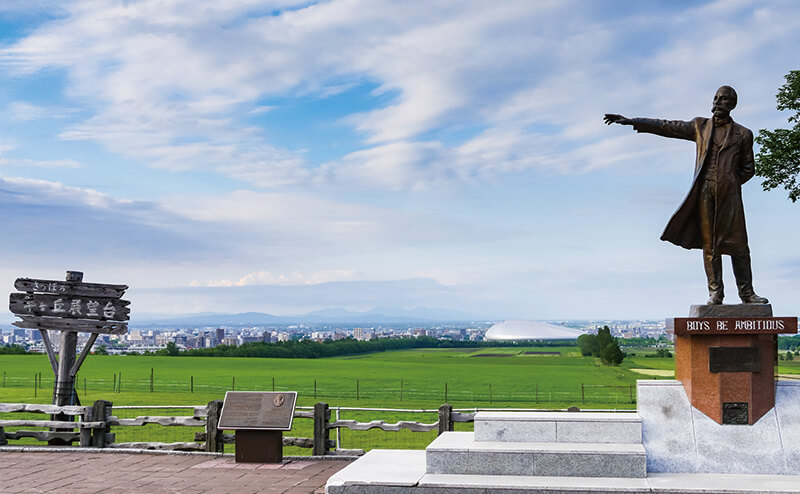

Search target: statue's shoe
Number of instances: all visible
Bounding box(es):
[707,292,723,305]
[741,293,769,304]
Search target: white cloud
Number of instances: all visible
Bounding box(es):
[1,0,798,192]
[0,176,124,208]
[191,268,357,287]
[0,157,82,168]
[8,102,47,121]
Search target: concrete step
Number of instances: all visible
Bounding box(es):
[419,473,651,493]
[426,431,647,478]
[475,411,643,444]
[326,450,800,494]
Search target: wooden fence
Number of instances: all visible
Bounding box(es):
[0,401,631,455]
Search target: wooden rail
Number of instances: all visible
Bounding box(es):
[2,400,586,455]
[107,416,206,427]
[0,403,87,415]
[328,419,438,432]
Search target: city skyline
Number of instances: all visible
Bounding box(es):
[0,1,799,320]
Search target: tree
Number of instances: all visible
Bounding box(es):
[164,341,180,356]
[755,70,800,202]
[787,351,794,361]
[596,326,625,366]
[94,345,109,355]
[577,334,597,356]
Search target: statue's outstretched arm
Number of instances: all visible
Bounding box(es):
[604,114,633,126]
[606,114,696,142]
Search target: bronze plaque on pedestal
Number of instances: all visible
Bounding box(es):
[722,402,749,425]
[218,391,297,430]
[708,347,761,373]
[673,317,797,336]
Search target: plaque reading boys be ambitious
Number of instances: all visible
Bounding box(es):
[218,391,297,430]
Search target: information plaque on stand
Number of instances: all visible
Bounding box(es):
[218,391,297,463]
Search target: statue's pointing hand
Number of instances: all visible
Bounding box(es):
[604,114,633,126]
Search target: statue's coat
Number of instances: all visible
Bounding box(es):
[632,117,754,256]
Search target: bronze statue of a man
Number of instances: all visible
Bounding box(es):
[604,86,768,305]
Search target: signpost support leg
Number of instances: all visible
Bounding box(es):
[55,331,78,408]
[39,330,58,374]
[49,330,77,445]
[70,333,98,376]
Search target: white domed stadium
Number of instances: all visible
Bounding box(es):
[484,320,583,341]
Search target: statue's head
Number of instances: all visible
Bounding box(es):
[712,85,737,119]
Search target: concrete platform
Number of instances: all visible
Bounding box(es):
[475,411,642,443]
[426,431,646,478]
[326,450,800,493]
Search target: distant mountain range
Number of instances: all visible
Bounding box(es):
[129,306,485,327]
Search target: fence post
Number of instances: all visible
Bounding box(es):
[0,426,6,446]
[445,382,448,402]
[438,404,453,435]
[150,368,154,392]
[79,403,93,447]
[356,380,359,400]
[581,383,585,404]
[91,400,112,447]
[629,384,634,404]
[313,402,330,456]
[205,400,224,452]
[191,376,194,393]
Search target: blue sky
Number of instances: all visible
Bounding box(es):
[0,0,798,321]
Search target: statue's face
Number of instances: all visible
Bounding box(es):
[712,88,736,119]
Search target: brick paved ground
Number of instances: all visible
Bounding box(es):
[0,451,354,493]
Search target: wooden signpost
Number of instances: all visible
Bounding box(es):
[8,271,130,443]
[218,391,298,463]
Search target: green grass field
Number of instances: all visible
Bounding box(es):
[2,346,797,453]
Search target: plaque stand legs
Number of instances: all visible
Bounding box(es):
[235,430,283,463]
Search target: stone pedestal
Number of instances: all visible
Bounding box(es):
[638,380,800,474]
[673,304,785,424]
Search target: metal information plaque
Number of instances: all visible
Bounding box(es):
[709,346,761,373]
[218,391,297,431]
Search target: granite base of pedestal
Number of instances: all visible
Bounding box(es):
[638,380,800,474]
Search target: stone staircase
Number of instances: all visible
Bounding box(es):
[326,383,800,493]
[427,412,646,478]
[327,411,651,493]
